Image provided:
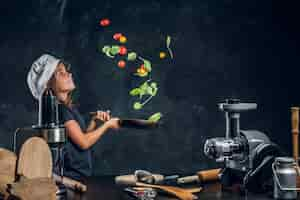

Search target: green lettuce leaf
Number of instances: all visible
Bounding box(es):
[127,52,137,61]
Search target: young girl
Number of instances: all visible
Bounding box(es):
[27,54,120,180]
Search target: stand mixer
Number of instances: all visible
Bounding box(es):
[204,99,282,192]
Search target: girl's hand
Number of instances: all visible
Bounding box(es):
[104,118,120,130]
[92,110,111,122]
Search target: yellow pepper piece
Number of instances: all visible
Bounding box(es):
[159,52,166,59]
[119,36,127,43]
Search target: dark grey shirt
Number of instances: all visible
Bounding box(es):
[58,104,92,181]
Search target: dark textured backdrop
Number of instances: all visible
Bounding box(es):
[0,0,299,175]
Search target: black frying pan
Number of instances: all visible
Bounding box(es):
[90,112,159,129]
[118,119,159,129]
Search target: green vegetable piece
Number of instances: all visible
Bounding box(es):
[105,51,114,58]
[150,82,157,89]
[151,87,158,96]
[148,112,162,122]
[146,86,154,95]
[166,35,174,59]
[129,88,141,96]
[133,102,143,110]
[150,82,158,96]
[102,46,110,53]
[166,35,171,48]
[140,82,149,92]
[127,52,137,61]
[139,90,146,99]
[110,45,120,55]
[143,60,152,72]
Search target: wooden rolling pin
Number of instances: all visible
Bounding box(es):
[291,107,300,188]
[53,173,87,192]
[177,168,221,184]
[291,107,299,167]
[115,174,164,185]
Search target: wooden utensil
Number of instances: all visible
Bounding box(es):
[291,107,299,167]
[178,168,221,184]
[132,186,202,194]
[53,173,87,192]
[291,107,300,188]
[115,174,164,185]
[135,182,201,200]
[17,137,52,179]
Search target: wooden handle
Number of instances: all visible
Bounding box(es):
[177,175,199,184]
[197,168,221,183]
[291,107,300,166]
[53,174,87,192]
[115,174,164,186]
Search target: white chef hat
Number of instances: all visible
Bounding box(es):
[27,54,61,100]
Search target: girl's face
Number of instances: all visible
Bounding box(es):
[51,62,75,93]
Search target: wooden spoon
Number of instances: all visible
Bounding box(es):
[136,182,201,200]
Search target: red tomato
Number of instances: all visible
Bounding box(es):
[119,46,127,55]
[113,33,123,40]
[118,60,126,68]
[100,18,110,26]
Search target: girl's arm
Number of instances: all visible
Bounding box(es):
[86,118,97,132]
[64,118,119,150]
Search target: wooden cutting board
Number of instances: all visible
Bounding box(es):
[9,176,57,200]
[17,137,52,179]
[0,148,17,180]
[0,148,17,198]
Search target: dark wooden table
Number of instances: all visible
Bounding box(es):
[62,176,275,200]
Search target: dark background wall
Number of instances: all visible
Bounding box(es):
[0,0,299,175]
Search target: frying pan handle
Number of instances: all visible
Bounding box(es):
[118,119,123,126]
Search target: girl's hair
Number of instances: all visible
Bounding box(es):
[64,91,74,108]
[48,60,75,108]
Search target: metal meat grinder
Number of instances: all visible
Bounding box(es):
[14,89,67,195]
[204,99,282,192]
[35,89,67,195]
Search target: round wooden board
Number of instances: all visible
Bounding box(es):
[0,148,17,180]
[17,137,52,179]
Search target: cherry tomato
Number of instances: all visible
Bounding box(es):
[119,46,127,55]
[118,60,126,68]
[113,33,123,40]
[119,36,127,43]
[100,18,110,26]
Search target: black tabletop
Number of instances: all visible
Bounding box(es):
[62,176,276,200]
